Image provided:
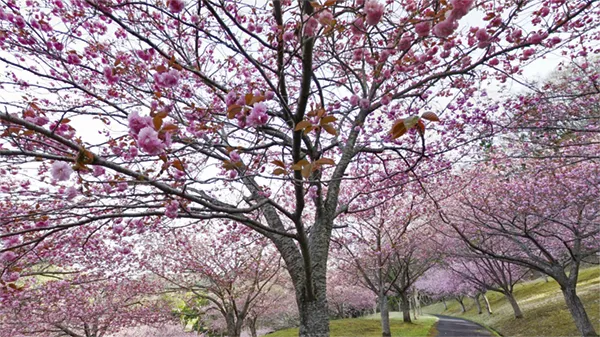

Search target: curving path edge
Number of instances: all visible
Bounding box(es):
[432,314,496,337]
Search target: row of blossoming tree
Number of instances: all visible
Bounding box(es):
[1,0,600,336]
[419,58,600,336]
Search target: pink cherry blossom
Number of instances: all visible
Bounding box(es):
[229,151,241,162]
[51,161,73,181]
[364,1,384,26]
[65,186,78,200]
[247,102,268,127]
[398,37,412,50]
[1,251,16,262]
[92,165,106,177]
[137,127,165,155]
[165,200,179,218]
[303,15,319,37]
[449,0,474,21]
[168,0,185,13]
[153,69,180,88]
[522,48,535,59]
[2,271,20,282]
[128,111,152,136]
[283,30,295,42]
[381,95,391,105]
[528,33,544,44]
[433,19,456,38]
[66,53,81,65]
[103,66,120,84]
[415,22,431,37]
[351,17,365,35]
[318,10,334,25]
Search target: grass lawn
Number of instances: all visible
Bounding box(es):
[266,313,438,337]
[422,266,600,337]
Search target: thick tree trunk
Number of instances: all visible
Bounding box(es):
[225,313,242,337]
[561,285,598,337]
[298,296,329,337]
[473,294,482,314]
[442,297,448,310]
[456,297,466,313]
[482,293,492,315]
[505,292,524,319]
[379,294,392,337]
[400,292,411,323]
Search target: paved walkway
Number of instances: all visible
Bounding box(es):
[432,315,495,337]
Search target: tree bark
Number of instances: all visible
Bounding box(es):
[442,297,448,310]
[412,289,421,319]
[379,294,392,337]
[248,316,258,337]
[504,292,524,319]
[473,294,482,314]
[561,285,598,337]
[225,312,242,337]
[298,295,329,337]
[400,292,411,323]
[482,293,492,315]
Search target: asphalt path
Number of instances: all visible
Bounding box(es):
[432,315,495,337]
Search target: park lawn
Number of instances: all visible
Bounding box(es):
[267,313,438,337]
[422,266,600,337]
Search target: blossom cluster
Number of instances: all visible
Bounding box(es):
[433,0,474,38]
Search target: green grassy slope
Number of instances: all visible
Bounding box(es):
[422,267,600,337]
[267,313,438,337]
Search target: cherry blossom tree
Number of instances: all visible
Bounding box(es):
[447,256,528,318]
[245,284,298,337]
[439,162,600,336]
[141,226,282,337]
[385,227,440,323]
[495,59,600,165]
[416,266,477,313]
[327,268,376,319]
[0,275,175,337]
[332,197,417,336]
[1,0,600,335]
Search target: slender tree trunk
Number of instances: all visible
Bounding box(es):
[379,294,392,337]
[248,316,258,337]
[400,292,411,323]
[473,294,482,314]
[411,296,418,320]
[413,289,421,319]
[442,297,448,310]
[504,292,524,319]
[456,296,466,313]
[561,284,598,337]
[482,293,492,315]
